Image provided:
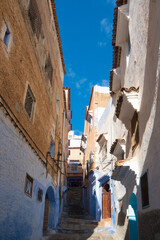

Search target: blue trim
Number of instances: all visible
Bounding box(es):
[129,193,138,240]
[98,174,110,186]
[86,169,94,179]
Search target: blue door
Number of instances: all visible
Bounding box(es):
[129,193,138,240]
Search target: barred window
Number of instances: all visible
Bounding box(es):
[25,85,35,119]
[28,0,42,38]
[45,54,53,84]
[24,173,33,198]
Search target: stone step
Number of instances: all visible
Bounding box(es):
[42,233,79,240]
[58,222,97,231]
[62,214,87,218]
[43,232,114,240]
[62,217,98,225]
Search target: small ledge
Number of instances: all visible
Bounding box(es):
[115,87,140,124]
[116,4,129,46]
[110,138,126,159]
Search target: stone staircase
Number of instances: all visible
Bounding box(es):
[43,187,114,240]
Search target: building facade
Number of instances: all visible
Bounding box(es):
[0,0,69,239]
[107,0,160,239]
[67,130,83,187]
[81,85,111,222]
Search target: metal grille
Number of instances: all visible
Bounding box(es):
[28,0,42,38]
[25,86,35,119]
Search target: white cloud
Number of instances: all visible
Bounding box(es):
[100,18,112,35]
[80,78,87,84]
[98,41,107,47]
[76,78,87,89]
[106,0,116,6]
[67,67,76,78]
[76,82,81,89]
[102,79,108,86]
[74,130,83,136]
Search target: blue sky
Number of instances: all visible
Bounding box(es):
[56,0,115,135]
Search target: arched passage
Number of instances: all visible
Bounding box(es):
[43,186,55,233]
[128,193,138,240]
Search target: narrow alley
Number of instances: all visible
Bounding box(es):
[43,186,114,240]
[0,0,160,240]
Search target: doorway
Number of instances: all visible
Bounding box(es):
[102,182,111,219]
[43,186,55,233]
[128,193,138,240]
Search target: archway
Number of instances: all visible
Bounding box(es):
[128,193,138,240]
[43,186,55,233]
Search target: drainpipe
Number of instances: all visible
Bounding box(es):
[60,110,65,199]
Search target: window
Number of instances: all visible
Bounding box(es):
[141,172,149,208]
[131,111,139,153]
[45,54,53,84]
[41,30,45,45]
[71,163,78,172]
[50,136,55,158]
[3,25,11,47]
[25,85,35,119]
[28,0,42,38]
[24,173,33,198]
[37,188,43,202]
[56,92,60,110]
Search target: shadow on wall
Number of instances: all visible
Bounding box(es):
[135,1,160,239]
[112,167,137,226]
[137,52,160,240]
[93,189,102,221]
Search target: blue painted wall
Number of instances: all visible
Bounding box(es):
[85,170,115,226]
[0,111,61,240]
[87,170,103,221]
